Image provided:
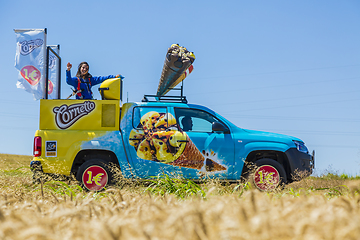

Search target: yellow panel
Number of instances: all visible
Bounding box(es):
[102,104,116,127]
[99,78,121,100]
[34,129,110,175]
[40,99,120,131]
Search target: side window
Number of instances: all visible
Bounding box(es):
[178,115,212,132]
[132,107,176,130]
[175,108,228,133]
[129,106,180,161]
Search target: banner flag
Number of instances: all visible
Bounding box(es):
[47,45,60,99]
[14,29,47,100]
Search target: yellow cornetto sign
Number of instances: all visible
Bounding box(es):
[39,99,120,131]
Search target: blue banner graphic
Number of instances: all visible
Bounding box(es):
[14,29,46,100]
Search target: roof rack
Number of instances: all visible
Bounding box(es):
[142,95,187,103]
[142,81,187,103]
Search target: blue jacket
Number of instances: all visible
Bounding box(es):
[66,70,117,99]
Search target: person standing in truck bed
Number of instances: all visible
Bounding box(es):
[66,61,123,99]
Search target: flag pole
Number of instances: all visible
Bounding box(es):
[57,44,61,99]
[43,28,47,99]
[45,46,49,99]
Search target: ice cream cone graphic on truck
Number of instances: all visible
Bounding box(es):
[128,111,226,172]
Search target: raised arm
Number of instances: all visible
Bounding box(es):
[65,62,77,87]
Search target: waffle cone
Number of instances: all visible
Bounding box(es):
[205,158,227,172]
[169,135,205,169]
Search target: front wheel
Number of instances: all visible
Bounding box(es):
[251,158,287,191]
[76,159,116,191]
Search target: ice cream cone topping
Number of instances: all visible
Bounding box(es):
[129,111,227,171]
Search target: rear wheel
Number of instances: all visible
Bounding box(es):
[76,159,117,191]
[251,158,287,191]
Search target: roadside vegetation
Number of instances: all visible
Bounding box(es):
[1,153,359,239]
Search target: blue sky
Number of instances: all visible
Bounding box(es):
[0,0,359,175]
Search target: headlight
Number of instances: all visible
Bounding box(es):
[293,140,309,154]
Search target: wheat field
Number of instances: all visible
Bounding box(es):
[0,154,359,240]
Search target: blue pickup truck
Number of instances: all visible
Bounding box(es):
[32,87,314,191]
[31,44,314,191]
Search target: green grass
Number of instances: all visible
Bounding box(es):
[0,154,32,177]
[1,153,359,200]
[314,172,360,180]
[145,174,206,199]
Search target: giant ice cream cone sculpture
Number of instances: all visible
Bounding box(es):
[157,44,195,96]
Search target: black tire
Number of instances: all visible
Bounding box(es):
[76,159,118,191]
[250,158,287,191]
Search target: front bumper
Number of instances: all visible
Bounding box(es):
[285,148,315,178]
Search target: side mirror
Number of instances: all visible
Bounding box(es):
[212,122,229,133]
